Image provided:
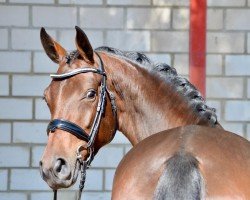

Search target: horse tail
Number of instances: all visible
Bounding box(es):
[153,152,205,200]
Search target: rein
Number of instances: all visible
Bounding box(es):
[46,52,117,200]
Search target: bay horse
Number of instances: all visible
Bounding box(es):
[39,26,250,199]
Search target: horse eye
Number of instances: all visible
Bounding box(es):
[86,90,96,99]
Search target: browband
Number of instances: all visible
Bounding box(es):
[50,68,106,79]
[47,119,90,142]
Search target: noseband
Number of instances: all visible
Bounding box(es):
[46,52,117,200]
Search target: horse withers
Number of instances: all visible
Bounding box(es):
[39,26,250,199]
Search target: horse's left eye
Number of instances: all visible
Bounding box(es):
[86,90,96,99]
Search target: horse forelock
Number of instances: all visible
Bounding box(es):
[65,50,79,64]
[68,46,217,126]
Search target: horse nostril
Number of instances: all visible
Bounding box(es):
[54,158,65,173]
[39,160,50,180]
[53,158,70,179]
[39,160,43,168]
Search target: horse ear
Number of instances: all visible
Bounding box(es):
[40,27,67,64]
[75,26,94,64]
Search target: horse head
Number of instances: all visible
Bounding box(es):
[39,26,116,190]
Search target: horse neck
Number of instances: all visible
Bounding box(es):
[102,53,209,145]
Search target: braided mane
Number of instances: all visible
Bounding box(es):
[67,46,217,126]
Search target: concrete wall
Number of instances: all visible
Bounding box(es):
[0,0,250,199]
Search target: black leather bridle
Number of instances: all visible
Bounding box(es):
[46,52,117,200]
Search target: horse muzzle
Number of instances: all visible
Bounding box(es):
[39,157,80,189]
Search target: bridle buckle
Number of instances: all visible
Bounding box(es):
[76,144,93,166]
